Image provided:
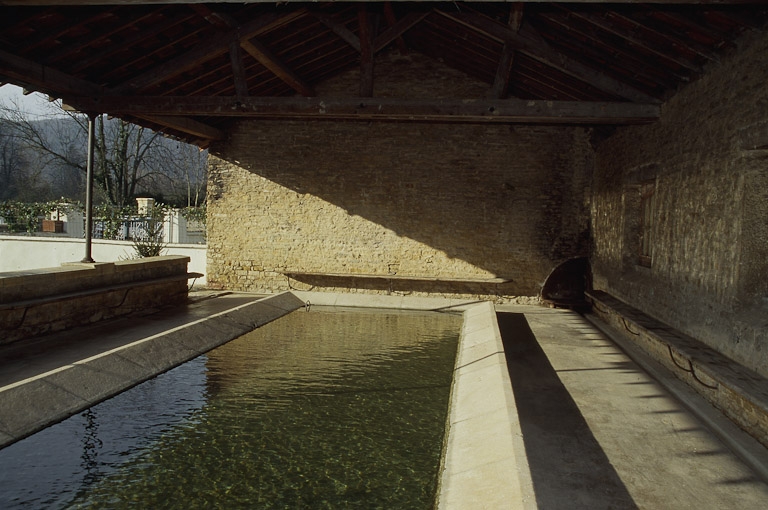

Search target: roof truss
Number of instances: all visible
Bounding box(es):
[0,1,764,145]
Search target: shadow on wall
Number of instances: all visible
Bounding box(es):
[209,121,593,296]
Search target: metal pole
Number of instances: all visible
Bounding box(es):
[82,112,97,263]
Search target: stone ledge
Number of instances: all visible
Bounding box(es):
[0,256,194,344]
[0,292,304,449]
[586,290,768,449]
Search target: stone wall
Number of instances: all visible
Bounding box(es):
[206,52,593,301]
[208,121,592,301]
[591,29,768,376]
[0,256,191,344]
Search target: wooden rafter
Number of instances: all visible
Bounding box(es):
[0,47,104,97]
[114,10,305,94]
[132,114,225,141]
[374,11,430,53]
[383,2,409,54]
[65,95,661,125]
[435,8,660,103]
[561,7,702,73]
[311,11,361,53]
[490,2,524,99]
[240,39,315,97]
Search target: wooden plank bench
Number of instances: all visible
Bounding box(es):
[284,271,513,294]
[586,289,768,449]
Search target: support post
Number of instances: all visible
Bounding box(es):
[82,112,97,263]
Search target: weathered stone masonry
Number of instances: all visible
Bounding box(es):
[206,53,593,302]
[207,121,593,301]
[591,29,768,377]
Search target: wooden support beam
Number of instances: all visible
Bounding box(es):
[229,36,249,99]
[241,39,315,97]
[563,8,702,73]
[382,2,409,54]
[374,11,429,53]
[436,9,660,104]
[358,5,374,98]
[490,3,524,99]
[133,114,225,141]
[311,11,361,53]
[115,10,305,94]
[0,48,104,98]
[66,95,661,125]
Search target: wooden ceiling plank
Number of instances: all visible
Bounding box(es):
[69,11,196,74]
[46,8,165,65]
[636,10,724,61]
[563,8,702,73]
[241,38,315,97]
[535,12,684,88]
[17,8,113,56]
[65,95,660,125]
[115,9,306,94]
[435,8,660,103]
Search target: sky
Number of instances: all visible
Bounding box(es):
[0,83,55,118]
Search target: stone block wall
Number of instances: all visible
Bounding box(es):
[591,29,768,376]
[206,51,593,301]
[207,121,592,301]
[0,256,191,344]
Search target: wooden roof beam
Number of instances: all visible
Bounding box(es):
[374,10,430,53]
[312,11,361,53]
[132,114,225,141]
[490,2,524,99]
[435,8,661,104]
[0,47,104,98]
[65,95,661,125]
[241,39,315,97]
[115,9,306,94]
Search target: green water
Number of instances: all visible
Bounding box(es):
[0,307,461,509]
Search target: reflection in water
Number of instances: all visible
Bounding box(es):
[0,307,460,509]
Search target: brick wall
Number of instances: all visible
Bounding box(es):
[591,29,768,376]
[206,51,593,301]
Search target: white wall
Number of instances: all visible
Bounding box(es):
[0,235,207,285]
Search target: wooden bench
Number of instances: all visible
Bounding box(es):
[284,271,512,294]
[586,289,768,449]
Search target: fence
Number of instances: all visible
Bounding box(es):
[0,235,207,285]
[0,208,205,245]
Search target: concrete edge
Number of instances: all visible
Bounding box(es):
[436,301,535,510]
[584,313,768,485]
[0,291,304,449]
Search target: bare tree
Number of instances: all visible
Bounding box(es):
[0,117,52,201]
[1,97,205,207]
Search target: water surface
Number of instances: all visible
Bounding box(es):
[0,307,461,509]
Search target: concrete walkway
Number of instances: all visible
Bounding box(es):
[1,293,767,508]
[501,305,768,509]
